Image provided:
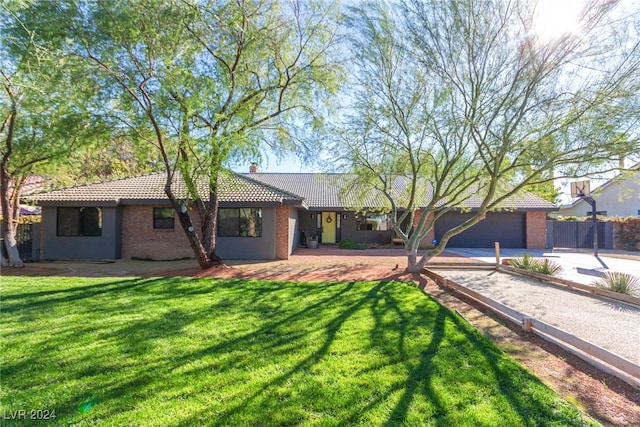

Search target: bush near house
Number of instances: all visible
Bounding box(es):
[338,238,366,250]
[610,217,640,251]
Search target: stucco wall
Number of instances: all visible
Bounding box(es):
[217,207,278,259]
[299,211,318,243]
[339,212,392,245]
[288,207,298,255]
[312,210,435,246]
[41,206,121,260]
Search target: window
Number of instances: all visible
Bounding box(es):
[153,208,175,229]
[57,207,102,236]
[586,211,607,217]
[218,208,262,237]
[357,213,391,231]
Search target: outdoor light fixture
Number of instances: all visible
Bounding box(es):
[310,214,315,219]
[343,214,347,219]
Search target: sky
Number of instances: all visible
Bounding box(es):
[234,0,638,204]
[230,149,323,174]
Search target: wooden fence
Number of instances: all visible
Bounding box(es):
[424,268,640,390]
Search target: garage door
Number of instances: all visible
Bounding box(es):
[435,212,525,248]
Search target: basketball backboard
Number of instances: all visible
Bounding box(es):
[570,180,590,198]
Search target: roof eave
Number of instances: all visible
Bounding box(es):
[37,200,120,207]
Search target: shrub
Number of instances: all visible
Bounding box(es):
[509,253,536,270]
[338,238,366,250]
[509,253,562,276]
[592,272,640,296]
[611,217,640,251]
[535,259,563,275]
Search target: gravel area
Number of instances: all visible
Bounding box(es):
[431,269,640,364]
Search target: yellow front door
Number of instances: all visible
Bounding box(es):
[321,212,336,244]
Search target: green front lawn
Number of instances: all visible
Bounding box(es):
[1,276,594,426]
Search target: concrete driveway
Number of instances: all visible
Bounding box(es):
[445,248,640,286]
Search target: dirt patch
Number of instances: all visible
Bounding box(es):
[3,248,639,425]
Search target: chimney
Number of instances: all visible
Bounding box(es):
[249,162,259,173]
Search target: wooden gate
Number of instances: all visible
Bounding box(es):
[547,221,613,249]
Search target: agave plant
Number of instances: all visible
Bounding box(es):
[509,254,561,276]
[533,259,562,275]
[592,272,640,296]
[509,253,536,270]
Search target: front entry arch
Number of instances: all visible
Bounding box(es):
[321,212,336,244]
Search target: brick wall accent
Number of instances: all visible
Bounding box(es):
[413,210,436,247]
[121,205,199,260]
[275,206,290,260]
[526,211,547,249]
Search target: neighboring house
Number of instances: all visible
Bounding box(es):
[558,168,640,218]
[0,175,44,220]
[27,169,556,261]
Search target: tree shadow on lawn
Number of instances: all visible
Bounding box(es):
[0,277,162,313]
[174,281,385,426]
[345,284,557,426]
[168,281,576,426]
[2,277,357,424]
[2,277,586,426]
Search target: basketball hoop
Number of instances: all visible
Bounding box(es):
[570,180,590,198]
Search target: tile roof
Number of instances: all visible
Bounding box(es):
[28,171,306,206]
[27,170,556,211]
[245,173,557,211]
[241,173,386,208]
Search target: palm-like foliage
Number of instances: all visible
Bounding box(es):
[593,272,640,296]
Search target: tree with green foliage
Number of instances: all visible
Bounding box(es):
[1,4,102,267]
[52,136,161,188]
[18,0,342,268]
[337,0,640,272]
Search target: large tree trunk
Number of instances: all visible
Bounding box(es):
[171,141,224,268]
[0,198,24,268]
[406,248,421,273]
[202,189,223,266]
[164,185,224,269]
[0,166,24,267]
[164,186,212,268]
[1,222,23,268]
[405,248,435,273]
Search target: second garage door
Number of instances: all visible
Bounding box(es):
[435,212,525,248]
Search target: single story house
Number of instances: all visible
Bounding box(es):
[557,168,640,218]
[27,169,556,261]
